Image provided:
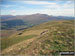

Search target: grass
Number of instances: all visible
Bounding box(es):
[1,20,74,55]
[31,20,74,55]
[1,35,37,50]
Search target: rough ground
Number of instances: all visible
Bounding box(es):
[1,29,49,55]
[1,20,74,56]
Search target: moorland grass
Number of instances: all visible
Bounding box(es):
[1,35,37,50]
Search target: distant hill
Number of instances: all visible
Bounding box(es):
[1,14,75,29]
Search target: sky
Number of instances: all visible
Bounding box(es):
[0,0,74,17]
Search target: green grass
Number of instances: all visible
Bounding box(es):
[1,35,37,50]
[1,20,74,55]
[28,20,74,55]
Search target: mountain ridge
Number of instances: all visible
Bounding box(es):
[1,14,75,30]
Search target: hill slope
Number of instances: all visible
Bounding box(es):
[1,20,74,55]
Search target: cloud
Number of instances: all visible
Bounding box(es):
[63,1,74,8]
[1,1,74,17]
[23,1,56,5]
[0,5,15,8]
[11,10,16,15]
[20,6,26,8]
[11,10,16,13]
[34,8,74,16]
[44,4,60,9]
[44,1,74,9]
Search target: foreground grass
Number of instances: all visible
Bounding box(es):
[1,35,37,50]
[1,20,74,55]
[21,20,74,55]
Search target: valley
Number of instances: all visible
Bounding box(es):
[1,14,74,30]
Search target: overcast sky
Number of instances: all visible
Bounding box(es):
[0,0,74,17]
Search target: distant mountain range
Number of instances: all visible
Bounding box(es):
[1,14,75,30]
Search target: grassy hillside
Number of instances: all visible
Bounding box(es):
[1,35,37,50]
[1,20,74,55]
[23,20,74,55]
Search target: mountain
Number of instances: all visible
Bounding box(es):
[1,20,74,55]
[1,14,75,30]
